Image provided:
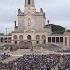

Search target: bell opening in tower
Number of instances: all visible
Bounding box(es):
[28,0,30,5]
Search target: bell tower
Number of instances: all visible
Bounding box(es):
[24,0,36,14]
[25,0,35,8]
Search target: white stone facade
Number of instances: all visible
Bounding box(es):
[12,0,52,47]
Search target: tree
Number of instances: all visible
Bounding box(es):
[45,24,65,34]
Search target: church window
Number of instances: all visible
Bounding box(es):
[36,41,39,44]
[52,37,55,43]
[14,41,17,44]
[28,18,31,26]
[27,35,31,40]
[4,37,7,43]
[60,37,63,42]
[48,37,51,43]
[36,35,40,40]
[1,37,3,42]
[28,0,30,5]
[13,35,17,40]
[56,37,59,43]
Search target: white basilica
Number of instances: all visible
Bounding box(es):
[0,0,70,50]
[11,0,52,48]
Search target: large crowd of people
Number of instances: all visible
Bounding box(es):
[0,54,70,70]
[62,55,70,70]
[0,53,10,61]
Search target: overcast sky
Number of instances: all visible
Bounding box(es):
[0,0,70,33]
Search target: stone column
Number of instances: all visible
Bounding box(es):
[46,36,48,44]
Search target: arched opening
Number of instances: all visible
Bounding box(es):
[4,37,7,43]
[19,41,26,49]
[14,41,17,44]
[42,35,46,44]
[19,35,23,41]
[1,37,3,42]
[28,0,30,5]
[27,35,32,48]
[19,41,32,49]
[36,35,40,44]
[13,35,18,44]
[13,35,17,40]
[27,35,31,40]
[8,37,11,43]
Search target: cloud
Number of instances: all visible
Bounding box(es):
[41,0,70,27]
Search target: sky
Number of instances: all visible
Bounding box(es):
[0,0,70,33]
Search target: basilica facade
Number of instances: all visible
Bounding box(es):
[11,0,52,48]
[0,0,70,50]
